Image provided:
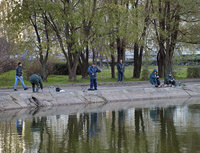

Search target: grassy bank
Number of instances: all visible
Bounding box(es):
[0,66,188,87]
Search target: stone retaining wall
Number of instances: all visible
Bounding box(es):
[0,82,200,111]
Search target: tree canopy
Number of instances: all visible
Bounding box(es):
[0,0,199,80]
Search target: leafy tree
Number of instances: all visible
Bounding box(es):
[130,0,151,78]
[43,0,85,81]
[79,0,97,78]
[151,0,200,77]
[4,0,54,81]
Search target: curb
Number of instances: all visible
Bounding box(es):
[0,79,199,90]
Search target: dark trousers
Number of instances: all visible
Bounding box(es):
[166,80,177,86]
[90,78,97,89]
[155,78,160,86]
[32,83,39,92]
[118,72,124,82]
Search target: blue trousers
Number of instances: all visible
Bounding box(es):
[14,76,27,89]
[118,72,124,82]
[90,78,97,89]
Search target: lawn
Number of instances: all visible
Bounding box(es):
[0,66,189,87]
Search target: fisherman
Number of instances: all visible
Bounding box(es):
[29,74,43,92]
[88,63,101,90]
[149,69,160,87]
[164,72,177,87]
[116,59,125,82]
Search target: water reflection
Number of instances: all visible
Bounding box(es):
[0,103,200,153]
[16,119,23,136]
[89,113,98,138]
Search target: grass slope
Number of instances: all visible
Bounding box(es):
[0,66,188,87]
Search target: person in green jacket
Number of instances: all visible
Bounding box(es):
[29,74,43,92]
[164,72,176,87]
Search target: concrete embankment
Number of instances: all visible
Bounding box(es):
[0,81,200,111]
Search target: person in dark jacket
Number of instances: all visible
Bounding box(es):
[88,63,101,90]
[116,59,125,82]
[164,72,176,87]
[14,62,28,91]
[149,69,160,87]
[29,74,43,92]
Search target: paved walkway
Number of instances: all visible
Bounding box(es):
[0,80,200,111]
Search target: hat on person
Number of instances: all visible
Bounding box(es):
[153,69,158,72]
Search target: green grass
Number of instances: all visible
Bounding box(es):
[0,66,191,87]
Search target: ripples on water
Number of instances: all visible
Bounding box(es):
[0,100,200,153]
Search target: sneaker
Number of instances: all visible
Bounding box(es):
[14,89,17,91]
[88,88,94,91]
[24,88,28,90]
[94,88,97,90]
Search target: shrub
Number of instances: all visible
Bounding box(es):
[141,67,149,80]
[24,59,54,80]
[0,58,17,74]
[24,60,42,80]
[187,67,200,78]
[53,62,67,75]
[53,62,82,75]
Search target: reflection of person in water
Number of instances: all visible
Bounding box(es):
[89,113,98,137]
[150,108,161,123]
[16,119,23,136]
[118,110,125,126]
[31,117,45,132]
[150,106,176,122]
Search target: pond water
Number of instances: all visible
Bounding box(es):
[0,99,200,153]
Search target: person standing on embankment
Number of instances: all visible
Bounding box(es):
[116,59,125,82]
[14,62,28,91]
[88,63,101,90]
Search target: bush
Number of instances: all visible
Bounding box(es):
[0,58,17,74]
[24,59,54,80]
[25,60,83,80]
[53,62,82,75]
[187,67,200,78]
[141,67,149,80]
[53,63,67,75]
[24,60,42,80]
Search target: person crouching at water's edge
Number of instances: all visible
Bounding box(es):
[164,72,177,87]
[149,69,160,87]
[29,74,43,92]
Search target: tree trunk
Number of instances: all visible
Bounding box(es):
[41,62,47,82]
[68,67,77,81]
[92,48,96,63]
[164,54,172,77]
[157,50,164,77]
[80,45,89,78]
[99,53,103,67]
[111,55,115,78]
[116,38,125,62]
[133,43,143,78]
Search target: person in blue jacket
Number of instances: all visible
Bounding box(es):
[88,63,101,90]
[149,69,160,87]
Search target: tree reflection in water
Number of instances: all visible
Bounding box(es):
[0,104,200,153]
